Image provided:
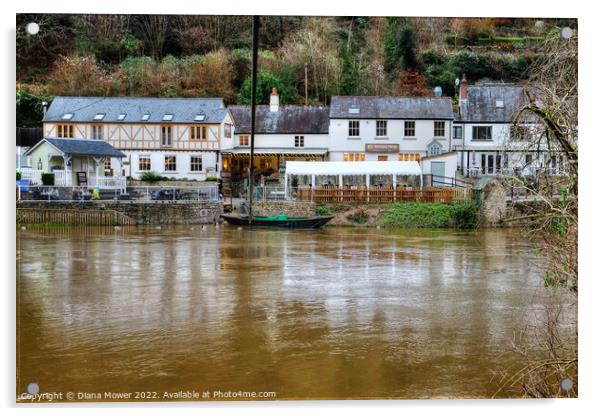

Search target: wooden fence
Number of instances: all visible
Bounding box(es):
[295,186,472,203]
[16,208,137,226]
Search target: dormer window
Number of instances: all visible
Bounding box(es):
[61,113,73,120]
[162,114,174,121]
[194,114,206,122]
[93,113,105,121]
[495,100,504,108]
[117,113,127,121]
[141,114,150,121]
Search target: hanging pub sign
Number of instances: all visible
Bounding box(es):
[365,143,399,153]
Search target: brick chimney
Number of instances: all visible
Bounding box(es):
[459,73,468,101]
[269,87,279,112]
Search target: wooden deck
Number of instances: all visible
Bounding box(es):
[294,186,472,203]
[16,208,137,226]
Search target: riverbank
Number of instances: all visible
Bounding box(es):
[314,202,478,228]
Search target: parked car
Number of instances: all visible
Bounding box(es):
[152,188,181,201]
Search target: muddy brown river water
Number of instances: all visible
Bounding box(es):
[16,226,564,400]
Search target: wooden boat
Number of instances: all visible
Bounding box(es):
[221,214,334,229]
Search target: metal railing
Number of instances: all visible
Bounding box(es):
[19,168,128,190]
[16,184,219,202]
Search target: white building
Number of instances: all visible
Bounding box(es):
[42,97,235,181]
[453,76,560,177]
[223,89,330,186]
[327,96,455,163]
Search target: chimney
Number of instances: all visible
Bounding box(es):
[269,87,279,112]
[459,74,468,101]
[42,101,48,117]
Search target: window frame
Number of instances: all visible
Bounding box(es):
[472,126,493,141]
[239,135,249,146]
[164,155,177,172]
[343,152,365,162]
[161,125,173,147]
[57,124,74,138]
[190,155,203,172]
[453,125,463,140]
[376,120,387,137]
[91,124,103,140]
[434,121,445,137]
[348,120,360,137]
[138,155,151,172]
[294,135,305,148]
[404,121,416,138]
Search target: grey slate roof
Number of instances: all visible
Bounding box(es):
[229,105,330,134]
[42,138,126,158]
[459,84,526,123]
[44,97,229,124]
[329,96,454,120]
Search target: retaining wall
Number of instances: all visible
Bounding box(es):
[16,201,222,225]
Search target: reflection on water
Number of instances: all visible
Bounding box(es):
[17,226,552,399]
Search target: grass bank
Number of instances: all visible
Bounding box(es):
[318,202,478,229]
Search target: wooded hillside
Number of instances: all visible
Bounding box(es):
[16,15,576,126]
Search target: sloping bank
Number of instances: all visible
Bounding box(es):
[317,202,478,229]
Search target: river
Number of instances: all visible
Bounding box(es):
[16,226,562,400]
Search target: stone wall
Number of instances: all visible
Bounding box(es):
[252,201,316,217]
[16,201,222,225]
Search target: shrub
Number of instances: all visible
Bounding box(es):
[41,173,55,186]
[315,204,334,216]
[382,202,477,229]
[139,171,167,182]
[449,202,478,229]
[205,176,218,182]
[16,171,22,180]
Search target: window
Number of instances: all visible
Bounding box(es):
[161,126,172,146]
[404,121,415,137]
[434,121,445,137]
[91,125,103,140]
[348,108,360,114]
[348,120,360,137]
[512,125,529,141]
[495,100,505,108]
[57,124,74,138]
[343,152,365,162]
[194,114,206,122]
[376,120,387,137]
[93,113,105,121]
[162,114,174,121]
[164,156,176,172]
[190,156,203,172]
[224,123,232,138]
[190,126,204,140]
[398,153,421,161]
[377,155,388,161]
[117,113,127,121]
[453,126,463,140]
[239,135,249,146]
[472,126,492,141]
[295,136,305,147]
[61,113,73,120]
[104,158,111,172]
[525,154,533,165]
[428,142,442,156]
[141,114,150,121]
[139,156,151,171]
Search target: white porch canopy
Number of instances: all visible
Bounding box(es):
[285,161,422,176]
[284,161,423,198]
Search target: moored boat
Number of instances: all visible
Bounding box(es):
[221,214,333,229]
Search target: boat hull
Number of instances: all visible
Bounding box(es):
[221,215,334,229]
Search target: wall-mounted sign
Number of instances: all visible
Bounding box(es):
[365,143,399,153]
